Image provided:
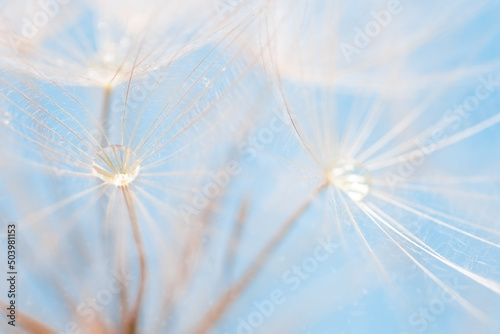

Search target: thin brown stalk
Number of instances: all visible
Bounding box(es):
[159,155,236,333]
[224,198,249,276]
[100,85,113,146]
[0,302,55,334]
[122,186,147,334]
[193,183,327,334]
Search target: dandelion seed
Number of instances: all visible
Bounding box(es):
[91,145,140,187]
[0,0,259,86]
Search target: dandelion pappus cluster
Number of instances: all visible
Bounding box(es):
[0,1,500,334]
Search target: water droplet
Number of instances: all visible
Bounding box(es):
[328,160,371,202]
[1,111,12,125]
[91,145,140,187]
[202,77,212,87]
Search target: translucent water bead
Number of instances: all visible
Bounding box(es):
[91,145,140,187]
[1,111,11,125]
[328,160,371,202]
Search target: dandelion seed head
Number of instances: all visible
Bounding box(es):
[91,145,140,187]
[327,160,371,202]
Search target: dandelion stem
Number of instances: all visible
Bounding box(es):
[122,187,147,334]
[100,85,113,145]
[0,301,55,334]
[224,198,249,278]
[193,183,327,334]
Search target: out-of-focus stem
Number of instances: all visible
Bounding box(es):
[122,187,147,334]
[193,183,327,334]
[0,301,55,334]
[224,198,249,277]
[99,85,113,146]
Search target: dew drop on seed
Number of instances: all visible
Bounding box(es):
[202,77,212,87]
[91,145,140,187]
[329,160,371,202]
[1,111,11,125]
